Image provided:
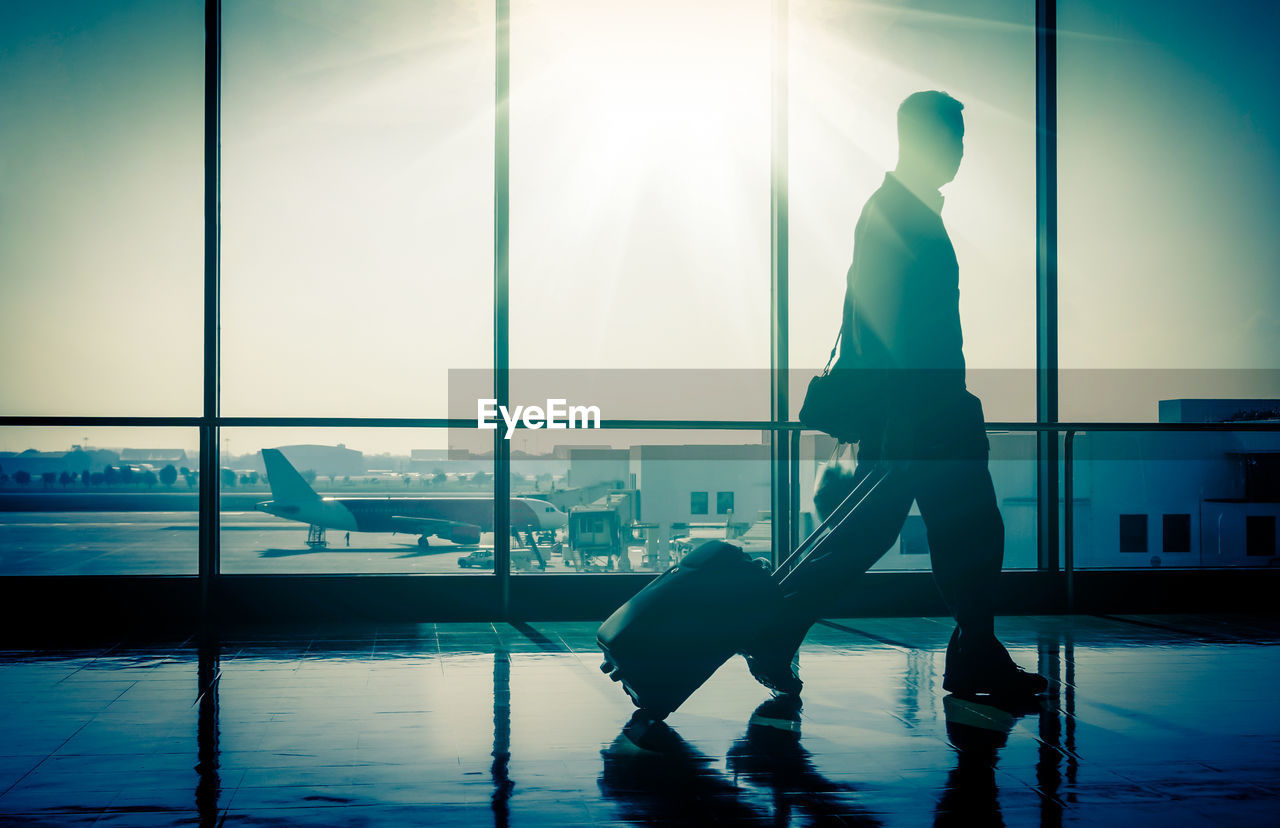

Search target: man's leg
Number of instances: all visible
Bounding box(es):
[913,455,1004,641]
[913,399,1047,699]
[744,455,915,696]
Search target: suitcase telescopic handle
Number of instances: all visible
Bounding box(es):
[774,465,890,589]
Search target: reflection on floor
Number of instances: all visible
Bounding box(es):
[1,615,1278,826]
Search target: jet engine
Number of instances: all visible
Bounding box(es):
[450,524,482,545]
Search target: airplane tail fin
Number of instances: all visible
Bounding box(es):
[261,448,320,502]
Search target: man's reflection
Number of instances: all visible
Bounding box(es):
[599,711,765,825]
[727,698,882,826]
[599,702,880,826]
[934,694,1047,828]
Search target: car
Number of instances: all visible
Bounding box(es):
[458,549,494,569]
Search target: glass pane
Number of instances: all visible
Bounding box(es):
[0,0,204,416]
[1058,1,1280,420]
[0,427,199,574]
[506,428,773,573]
[797,429,1036,572]
[219,427,493,574]
[789,0,1037,422]
[220,1,494,417]
[1068,430,1280,568]
[509,0,772,419]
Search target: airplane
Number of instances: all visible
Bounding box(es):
[255,448,567,551]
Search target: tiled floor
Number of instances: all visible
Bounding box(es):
[1,614,1278,826]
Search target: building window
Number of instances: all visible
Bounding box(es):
[900,515,929,556]
[716,491,734,515]
[1162,514,1191,554]
[690,492,708,515]
[1246,515,1276,557]
[1119,514,1147,554]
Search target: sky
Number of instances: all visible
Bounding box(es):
[2,0,1278,455]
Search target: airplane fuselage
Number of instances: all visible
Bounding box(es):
[326,497,548,533]
[255,496,565,541]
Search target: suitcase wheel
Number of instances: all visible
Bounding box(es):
[600,655,623,682]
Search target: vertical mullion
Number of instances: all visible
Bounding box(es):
[200,0,222,619]
[1036,0,1059,573]
[494,0,511,614]
[770,0,791,568]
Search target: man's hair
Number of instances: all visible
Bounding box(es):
[897,91,964,143]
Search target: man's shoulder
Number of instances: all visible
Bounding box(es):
[856,182,907,238]
[859,177,938,237]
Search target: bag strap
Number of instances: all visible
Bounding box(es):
[827,278,865,375]
[822,328,841,375]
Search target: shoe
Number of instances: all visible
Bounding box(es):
[743,649,803,698]
[943,628,1049,701]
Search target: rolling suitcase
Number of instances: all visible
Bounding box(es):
[597,464,891,718]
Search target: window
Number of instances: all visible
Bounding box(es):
[0,426,199,575]
[1246,516,1276,557]
[218,427,492,575]
[899,515,930,556]
[1162,514,1191,554]
[1119,514,1148,554]
[510,0,772,420]
[716,491,735,515]
[220,0,494,417]
[0,0,204,416]
[1059,1,1280,418]
[690,492,709,516]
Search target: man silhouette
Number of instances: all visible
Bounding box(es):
[745,91,1047,702]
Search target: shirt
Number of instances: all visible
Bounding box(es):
[838,172,967,405]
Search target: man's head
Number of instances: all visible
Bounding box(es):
[896,91,965,188]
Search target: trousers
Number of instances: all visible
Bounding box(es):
[774,391,1004,651]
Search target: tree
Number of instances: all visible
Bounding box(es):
[239,473,250,485]
[220,467,237,489]
[403,475,412,487]
[120,465,134,484]
[142,470,158,489]
[82,468,91,488]
[248,471,259,485]
[41,471,56,489]
[302,468,318,484]
[15,470,31,486]
[160,464,178,488]
[433,471,448,486]
[59,471,72,488]
[103,465,118,485]
[183,471,197,488]
[0,474,8,487]
[90,472,104,486]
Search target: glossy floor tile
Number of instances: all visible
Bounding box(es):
[1,614,1278,826]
